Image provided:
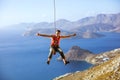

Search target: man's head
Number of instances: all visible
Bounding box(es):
[56,30,61,36]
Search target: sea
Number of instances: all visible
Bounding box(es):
[0,28,120,80]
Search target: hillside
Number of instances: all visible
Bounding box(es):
[54,49,120,80]
[87,48,120,65]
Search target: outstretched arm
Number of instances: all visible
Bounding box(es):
[36,33,52,37]
[60,33,76,38]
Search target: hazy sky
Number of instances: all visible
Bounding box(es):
[0,0,120,27]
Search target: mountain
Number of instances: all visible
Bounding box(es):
[23,13,120,38]
[54,48,120,80]
[27,13,120,32]
[71,13,120,32]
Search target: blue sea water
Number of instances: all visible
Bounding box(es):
[0,30,120,80]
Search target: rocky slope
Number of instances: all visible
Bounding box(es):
[54,48,120,80]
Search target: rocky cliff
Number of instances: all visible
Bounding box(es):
[54,48,120,80]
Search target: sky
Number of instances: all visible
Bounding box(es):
[0,0,120,27]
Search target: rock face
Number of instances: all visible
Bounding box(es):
[54,49,120,80]
[57,46,94,61]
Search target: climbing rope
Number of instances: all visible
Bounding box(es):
[53,0,57,33]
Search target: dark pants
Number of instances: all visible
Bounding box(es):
[48,46,65,59]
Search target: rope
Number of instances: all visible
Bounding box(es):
[53,0,56,33]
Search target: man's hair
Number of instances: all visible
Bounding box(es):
[56,30,61,33]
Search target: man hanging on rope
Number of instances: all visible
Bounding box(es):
[36,30,76,65]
